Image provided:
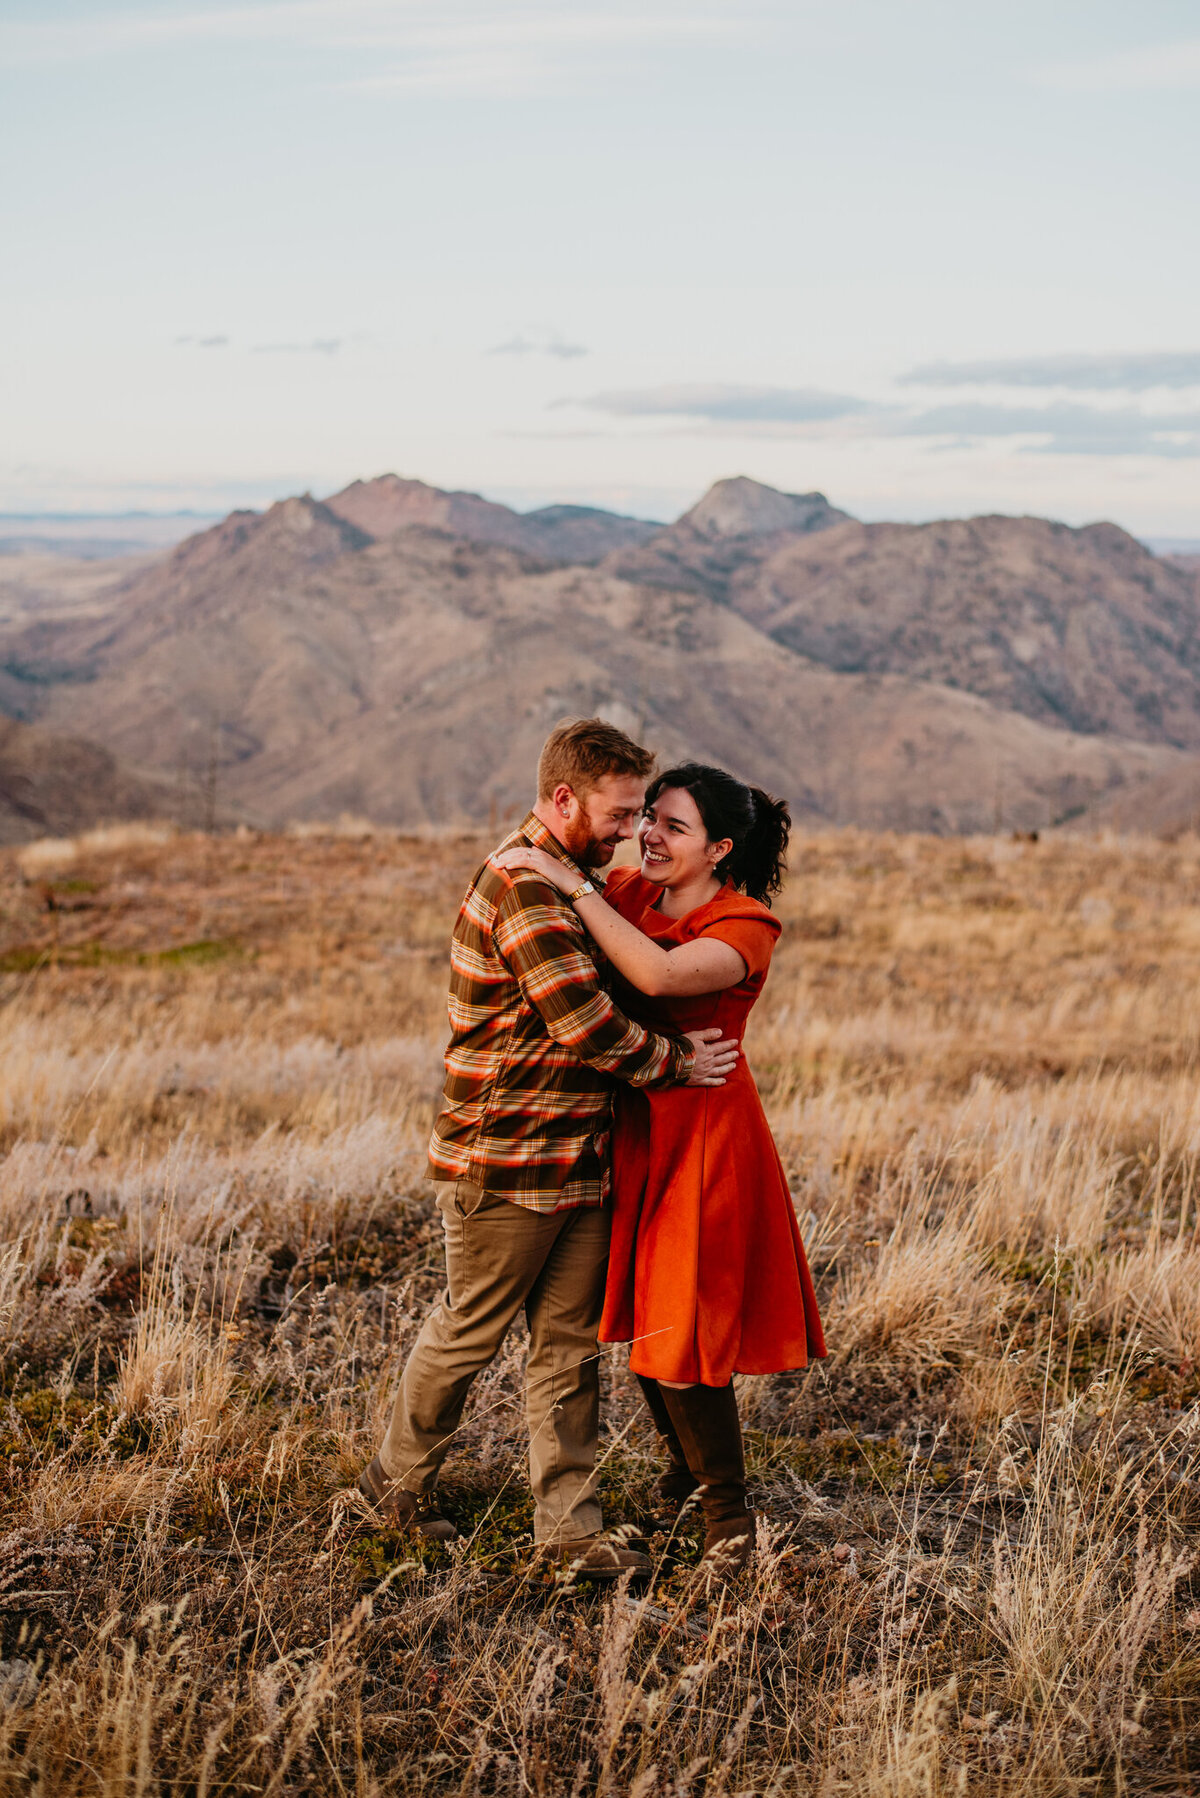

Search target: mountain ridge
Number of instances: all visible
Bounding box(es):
[0,472,1197,840]
[323,473,657,564]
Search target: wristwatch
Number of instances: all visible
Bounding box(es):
[566,879,596,903]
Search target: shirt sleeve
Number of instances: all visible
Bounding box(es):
[494,875,695,1085]
[694,912,780,979]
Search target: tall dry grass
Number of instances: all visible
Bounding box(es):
[0,824,1198,1793]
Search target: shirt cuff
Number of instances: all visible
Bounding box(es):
[667,1035,696,1085]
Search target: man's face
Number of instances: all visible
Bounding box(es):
[557,773,646,868]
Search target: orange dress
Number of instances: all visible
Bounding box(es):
[598,869,826,1386]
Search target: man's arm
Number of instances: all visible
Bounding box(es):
[494,876,722,1086]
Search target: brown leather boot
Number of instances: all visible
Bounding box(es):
[357,1455,459,1542]
[536,1532,652,1581]
[636,1375,700,1510]
[659,1383,756,1583]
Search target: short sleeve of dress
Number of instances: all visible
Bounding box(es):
[695,910,780,979]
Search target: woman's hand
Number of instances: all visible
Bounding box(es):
[490,844,579,894]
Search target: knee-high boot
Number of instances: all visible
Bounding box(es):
[635,1375,700,1509]
[659,1382,756,1581]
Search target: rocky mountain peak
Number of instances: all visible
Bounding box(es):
[323,474,510,542]
[679,477,853,540]
[323,474,657,564]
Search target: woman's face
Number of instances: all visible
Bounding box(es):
[638,786,731,888]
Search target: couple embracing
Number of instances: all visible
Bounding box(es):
[359,718,825,1583]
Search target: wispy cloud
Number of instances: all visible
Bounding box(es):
[490,329,588,360]
[901,352,1200,392]
[0,3,746,95]
[1032,38,1200,92]
[556,382,1200,457]
[562,383,868,423]
[252,337,343,355]
[894,402,1200,458]
[173,333,344,355]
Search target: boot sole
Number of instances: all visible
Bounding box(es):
[549,1563,652,1583]
[538,1552,653,1582]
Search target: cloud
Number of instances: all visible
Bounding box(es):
[895,402,1200,458]
[559,382,1200,457]
[251,337,343,355]
[1032,38,1200,92]
[490,330,588,360]
[561,383,869,423]
[175,333,354,356]
[900,352,1200,392]
[0,3,746,95]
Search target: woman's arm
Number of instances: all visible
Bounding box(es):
[570,889,747,996]
[490,847,747,998]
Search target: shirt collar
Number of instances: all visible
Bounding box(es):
[520,810,585,876]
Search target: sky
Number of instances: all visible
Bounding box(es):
[3,0,1200,533]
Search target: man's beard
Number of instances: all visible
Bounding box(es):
[579,838,619,870]
[563,818,620,870]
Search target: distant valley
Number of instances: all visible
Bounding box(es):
[1,473,1199,842]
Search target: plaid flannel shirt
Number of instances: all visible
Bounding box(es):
[427,812,695,1210]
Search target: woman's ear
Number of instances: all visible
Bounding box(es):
[709,837,733,866]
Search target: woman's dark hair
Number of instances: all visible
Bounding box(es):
[644,764,790,906]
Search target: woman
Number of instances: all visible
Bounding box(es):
[493,763,825,1580]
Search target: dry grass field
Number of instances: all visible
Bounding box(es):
[1,820,1199,1794]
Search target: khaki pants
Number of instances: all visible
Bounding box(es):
[379,1181,611,1544]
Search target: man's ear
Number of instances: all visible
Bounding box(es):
[551,782,577,818]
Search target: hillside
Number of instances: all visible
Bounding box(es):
[1069,757,1200,836]
[708,515,1200,749]
[4,827,1199,1791]
[0,492,1182,834]
[1,473,1198,835]
[0,716,174,844]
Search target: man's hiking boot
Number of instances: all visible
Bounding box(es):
[537,1532,652,1581]
[636,1375,701,1512]
[357,1455,458,1542]
[659,1383,757,1585]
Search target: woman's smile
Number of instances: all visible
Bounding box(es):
[637,788,725,893]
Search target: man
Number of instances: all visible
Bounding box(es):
[359,718,738,1576]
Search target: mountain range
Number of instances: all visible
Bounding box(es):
[1,472,1198,841]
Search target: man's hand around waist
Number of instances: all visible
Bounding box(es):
[684,1027,740,1087]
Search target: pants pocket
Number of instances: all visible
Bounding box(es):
[453,1180,491,1219]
